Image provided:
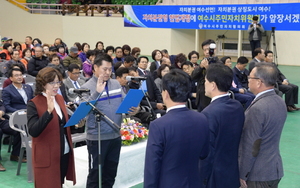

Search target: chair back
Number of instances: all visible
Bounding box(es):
[23,74,36,83]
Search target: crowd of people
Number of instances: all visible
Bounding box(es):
[0,35,297,188]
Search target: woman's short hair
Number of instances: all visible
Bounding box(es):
[35,67,62,96]
[157,64,170,79]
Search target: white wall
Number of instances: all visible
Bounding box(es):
[1,1,300,65]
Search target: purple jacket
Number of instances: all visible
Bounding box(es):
[79,52,87,63]
[82,60,93,77]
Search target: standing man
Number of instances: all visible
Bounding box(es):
[239,63,287,188]
[191,39,222,112]
[248,16,265,58]
[144,69,209,188]
[81,53,124,188]
[200,63,245,188]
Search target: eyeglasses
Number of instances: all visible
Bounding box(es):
[248,76,264,83]
[48,81,61,86]
[71,72,81,75]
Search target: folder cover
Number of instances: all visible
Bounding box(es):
[116,89,144,114]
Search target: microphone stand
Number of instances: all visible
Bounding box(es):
[76,92,120,188]
[139,80,156,121]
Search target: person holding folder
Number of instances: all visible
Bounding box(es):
[27,67,76,188]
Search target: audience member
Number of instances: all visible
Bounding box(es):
[113,46,124,64]
[0,99,25,169]
[21,36,33,50]
[20,48,32,69]
[105,45,115,59]
[5,49,26,75]
[27,46,49,76]
[154,64,170,92]
[32,38,42,47]
[265,50,299,112]
[248,47,265,72]
[232,56,250,89]
[144,69,209,188]
[47,54,66,78]
[120,55,134,68]
[150,49,163,73]
[221,56,255,109]
[173,53,187,69]
[181,61,197,109]
[199,63,245,188]
[27,67,76,187]
[42,44,50,58]
[13,42,22,57]
[63,46,82,69]
[82,50,96,78]
[2,68,34,113]
[3,63,25,88]
[131,47,141,65]
[161,57,171,66]
[57,45,68,60]
[95,41,105,53]
[79,43,90,63]
[188,50,200,67]
[0,43,13,61]
[122,44,131,56]
[81,53,124,187]
[239,63,287,188]
[161,49,176,65]
[73,42,82,53]
[53,38,69,54]
[64,63,86,102]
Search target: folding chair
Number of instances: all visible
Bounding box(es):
[23,74,36,83]
[9,109,34,183]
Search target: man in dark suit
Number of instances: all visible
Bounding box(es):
[248,47,265,73]
[199,63,245,188]
[232,56,250,89]
[239,63,287,188]
[2,68,33,113]
[144,69,210,188]
[136,56,165,116]
[265,50,299,112]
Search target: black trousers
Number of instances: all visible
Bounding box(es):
[246,179,281,188]
[0,119,21,156]
[86,137,121,188]
[279,83,298,106]
[250,40,261,58]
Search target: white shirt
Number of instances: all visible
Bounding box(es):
[42,92,70,154]
[12,84,28,104]
[211,93,230,103]
[166,104,186,113]
[254,89,274,101]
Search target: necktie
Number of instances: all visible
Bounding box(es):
[144,70,147,75]
[74,81,79,89]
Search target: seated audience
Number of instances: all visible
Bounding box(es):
[5,49,26,75]
[3,63,26,88]
[119,55,135,68]
[232,56,250,90]
[221,56,255,109]
[131,47,141,65]
[82,50,96,78]
[42,44,50,58]
[154,64,170,92]
[47,54,66,78]
[57,45,68,60]
[113,46,124,64]
[13,42,22,58]
[63,46,82,69]
[181,61,197,109]
[27,46,49,76]
[122,44,131,57]
[0,43,13,61]
[2,68,34,113]
[79,43,90,63]
[248,47,265,72]
[95,41,105,53]
[161,49,176,65]
[265,50,299,112]
[105,45,115,60]
[188,50,200,67]
[174,53,187,69]
[20,48,32,69]
[150,49,163,73]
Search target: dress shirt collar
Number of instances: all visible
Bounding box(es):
[255,57,261,62]
[166,104,186,113]
[254,89,274,100]
[211,93,229,103]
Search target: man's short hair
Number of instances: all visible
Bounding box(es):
[137,56,149,64]
[114,46,122,52]
[94,53,112,66]
[124,56,135,63]
[254,63,278,87]
[206,63,233,92]
[8,63,25,74]
[49,54,60,62]
[8,68,23,78]
[181,61,193,68]
[253,48,263,57]
[128,66,137,72]
[162,69,191,102]
[201,39,215,49]
[237,56,249,64]
[265,50,273,57]
[161,49,168,54]
[115,67,129,78]
[253,16,259,21]
[86,50,96,59]
[68,63,80,72]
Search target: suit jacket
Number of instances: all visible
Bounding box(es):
[2,84,34,113]
[63,78,85,102]
[144,107,210,188]
[137,68,150,76]
[200,96,245,188]
[232,66,250,89]
[150,61,160,73]
[239,90,287,181]
[248,58,259,73]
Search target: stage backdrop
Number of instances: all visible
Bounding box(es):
[124,3,300,31]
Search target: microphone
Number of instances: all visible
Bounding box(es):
[126,76,147,82]
[69,88,90,94]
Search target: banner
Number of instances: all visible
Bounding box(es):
[124,3,300,31]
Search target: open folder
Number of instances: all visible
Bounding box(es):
[64,100,97,127]
[116,89,144,114]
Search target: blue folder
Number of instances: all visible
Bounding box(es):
[64,100,97,127]
[116,89,144,114]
